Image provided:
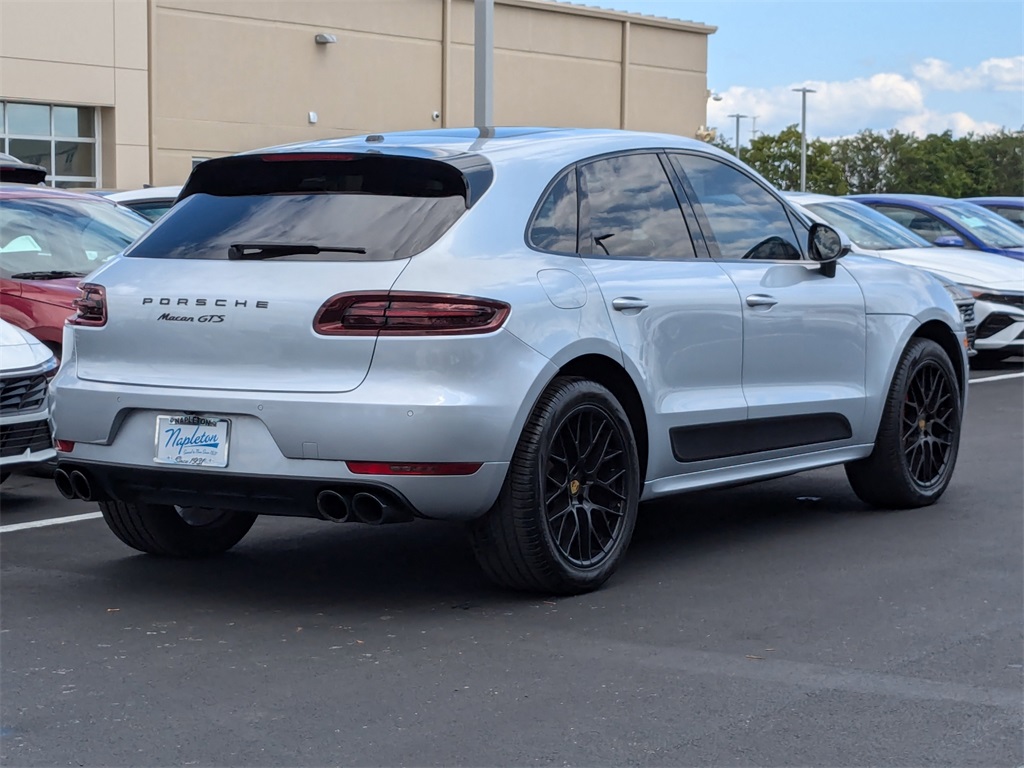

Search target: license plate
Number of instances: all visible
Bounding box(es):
[155,415,230,467]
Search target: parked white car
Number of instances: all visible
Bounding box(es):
[0,319,57,482]
[788,193,1024,362]
[103,185,182,222]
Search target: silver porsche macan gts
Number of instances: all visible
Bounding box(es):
[50,128,969,594]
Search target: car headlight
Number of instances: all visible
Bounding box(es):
[941,282,974,302]
[40,355,59,381]
[960,285,1024,309]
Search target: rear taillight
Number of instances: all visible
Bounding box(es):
[69,283,107,327]
[314,292,510,336]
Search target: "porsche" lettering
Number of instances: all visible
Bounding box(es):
[143,298,269,308]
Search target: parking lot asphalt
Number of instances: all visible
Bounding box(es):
[1,368,1021,767]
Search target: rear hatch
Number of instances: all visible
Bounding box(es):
[74,152,483,392]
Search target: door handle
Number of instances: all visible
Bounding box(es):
[745,294,778,308]
[612,297,649,312]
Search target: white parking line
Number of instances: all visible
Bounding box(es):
[0,511,102,534]
[970,372,1024,384]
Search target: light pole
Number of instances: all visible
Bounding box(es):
[792,87,816,191]
[727,113,748,160]
[474,0,494,127]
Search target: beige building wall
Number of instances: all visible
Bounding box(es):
[1,0,714,187]
[0,0,151,188]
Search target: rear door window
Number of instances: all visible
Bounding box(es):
[578,153,695,260]
[126,155,474,261]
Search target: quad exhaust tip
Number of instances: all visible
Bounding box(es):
[315,489,414,524]
[315,490,351,523]
[54,468,75,500]
[54,467,97,502]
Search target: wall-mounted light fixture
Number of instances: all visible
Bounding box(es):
[314,33,337,45]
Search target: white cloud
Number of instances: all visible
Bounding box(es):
[912,56,1024,92]
[707,65,1009,140]
[707,74,925,138]
[895,110,1002,137]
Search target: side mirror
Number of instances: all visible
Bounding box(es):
[807,223,850,278]
[933,235,965,248]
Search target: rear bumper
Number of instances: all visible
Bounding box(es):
[53,458,509,520]
[50,329,554,520]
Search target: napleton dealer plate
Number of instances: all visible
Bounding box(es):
[154,415,230,467]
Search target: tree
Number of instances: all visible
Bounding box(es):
[829,130,891,193]
[976,130,1024,196]
[742,124,802,190]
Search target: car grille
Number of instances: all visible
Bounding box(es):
[0,420,52,458]
[0,374,48,415]
[957,302,975,327]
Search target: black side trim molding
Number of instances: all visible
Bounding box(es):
[671,413,853,463]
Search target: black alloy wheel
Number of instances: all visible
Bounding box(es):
[846,338,962,509]
[469,376,640,594]
[901,358,956,489]
[543,403,630,569]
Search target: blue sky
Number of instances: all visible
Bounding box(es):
[578,0,1024,143]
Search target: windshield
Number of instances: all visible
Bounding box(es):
[0,197,150,279]
[935,201,1024,249]
[805,201,930,250]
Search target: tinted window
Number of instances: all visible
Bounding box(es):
[670,154,802,261]
[805,201,929,250]
[128,155,470,261]
[935,202,1024,248]
[870,205,958,244]
[988,205,1024,227]
[0,198,149,279]
[579,153,694,260]
[125,201,176,222]
[529,169,578,253]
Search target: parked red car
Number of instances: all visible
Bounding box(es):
[0,184,150,357]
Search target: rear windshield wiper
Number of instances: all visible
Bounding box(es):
[9,270,88,280]
[228,242,367,260]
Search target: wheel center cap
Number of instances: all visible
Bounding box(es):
[919,418,927,431]
[569,479,581,496]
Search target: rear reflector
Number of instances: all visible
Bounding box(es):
[346,461,482,476]
[55,440,75,453]
[68,283,107,327]
[315,292,510,336]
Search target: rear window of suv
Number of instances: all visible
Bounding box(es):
[125,154,474,261]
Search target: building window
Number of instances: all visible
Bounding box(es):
[1,101,99,188]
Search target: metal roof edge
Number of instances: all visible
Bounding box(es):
[498,0,717,35]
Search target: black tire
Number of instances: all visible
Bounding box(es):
[99,501,257,558]
[469,377,641,594]
[846,338,962,509]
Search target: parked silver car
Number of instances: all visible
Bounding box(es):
[51,128,968,593]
